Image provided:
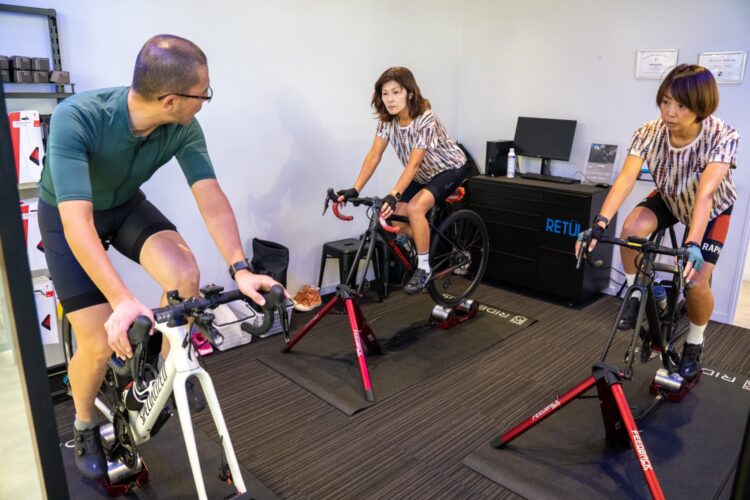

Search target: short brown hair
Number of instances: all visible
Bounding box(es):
[132,35,207,99]
[371,67,430,122]
[656,64,718,121]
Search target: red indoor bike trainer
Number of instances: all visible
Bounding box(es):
[430,299,479,329]
[98,460,149,496]
[283,284,382,401]
[491,361,665,500]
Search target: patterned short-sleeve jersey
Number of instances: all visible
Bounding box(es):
[627,116,739,225]
[375,110,466,183]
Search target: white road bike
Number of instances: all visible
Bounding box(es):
[65,284,288,498]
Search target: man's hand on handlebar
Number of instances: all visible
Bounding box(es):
[336,187,359,204]
[105,296,154,360]
[235,271,289,306]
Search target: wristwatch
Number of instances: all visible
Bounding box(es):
[592,214,609,227]
[393,191,402,201]
[229,259,251,280]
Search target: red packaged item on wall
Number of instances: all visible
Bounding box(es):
[20,198,47,272]
[8,110,45,184]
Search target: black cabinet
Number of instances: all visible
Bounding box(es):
[468,175,615,302]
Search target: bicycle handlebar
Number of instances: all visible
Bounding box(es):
[323,188,399,233]
[577,233,688,270]
[110,285,289,379]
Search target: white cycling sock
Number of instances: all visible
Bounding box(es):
[74,415,98,431]
[417,252,430,273]
[686,322,707,345]
[625,273,636,287]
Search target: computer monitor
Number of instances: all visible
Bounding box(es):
[513,117,577,176]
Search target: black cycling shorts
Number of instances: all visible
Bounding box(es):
[38,191,177,313]
[401,159,474,205]
[637,190,732,265]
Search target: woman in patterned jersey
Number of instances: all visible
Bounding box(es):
[336,67,474,293]
[577,64,739,380]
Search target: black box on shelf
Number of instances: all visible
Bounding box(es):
[31,57,50,71]
[32,70,49,83]
[12,69,33,83]
[49,70,70,84]
[0,69,9,83]
[10,55,32,70]
[0,56,9,70]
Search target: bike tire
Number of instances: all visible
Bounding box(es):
[427,209,489,307]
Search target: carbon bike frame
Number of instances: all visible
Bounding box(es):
[96,313,246,498]
[96,312,247,500]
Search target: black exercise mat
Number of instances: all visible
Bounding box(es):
[61,415,278,499]
[259,293,536,415]
[464,361,750,500]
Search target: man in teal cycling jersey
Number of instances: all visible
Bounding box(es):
[38,34,281,479]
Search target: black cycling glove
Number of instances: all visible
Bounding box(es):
[336,187,359,201]
[577,223,605,246]
[382,194,398,212]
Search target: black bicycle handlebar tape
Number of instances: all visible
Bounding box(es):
[151,289,244,324]
[241,284,287,336]
[128,315,152,344]
[109,315,153,377]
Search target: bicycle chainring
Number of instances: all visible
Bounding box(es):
[111,408,139,469]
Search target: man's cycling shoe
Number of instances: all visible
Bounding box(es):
[678,342,703,380]
[404,268,431,295]
[618,297,639,330]
[74,426,107,479]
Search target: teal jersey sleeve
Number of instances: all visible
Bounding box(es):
[45,102,95,203]
[175,119,216,186]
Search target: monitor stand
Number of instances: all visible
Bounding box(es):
[540,158,552,176]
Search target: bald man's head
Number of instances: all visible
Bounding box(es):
[131,34,207,99]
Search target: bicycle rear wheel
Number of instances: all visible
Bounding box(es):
[427,209,489,307]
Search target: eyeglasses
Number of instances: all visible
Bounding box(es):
[156,86,213,102]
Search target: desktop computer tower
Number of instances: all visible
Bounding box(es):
[485,140,513,177]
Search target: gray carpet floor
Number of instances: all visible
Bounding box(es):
[54,281,750,499]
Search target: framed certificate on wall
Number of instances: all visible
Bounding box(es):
[699,51,747,84]
[636,49,678,79]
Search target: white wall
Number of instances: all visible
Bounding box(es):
[3,0,464,301]
[457,0,750,323]
[4,0,749,322]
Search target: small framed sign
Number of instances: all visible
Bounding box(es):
[636,49,679,79]
[582,143,618,186]
[699,51,747,84]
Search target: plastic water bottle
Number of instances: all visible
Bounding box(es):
[395,233,413,257]
[506,148,516,178]
[653,284,667,316]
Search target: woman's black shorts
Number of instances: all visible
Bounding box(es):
[38,191,176,313]
[637,190,732,265]
[401,159,474,204]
